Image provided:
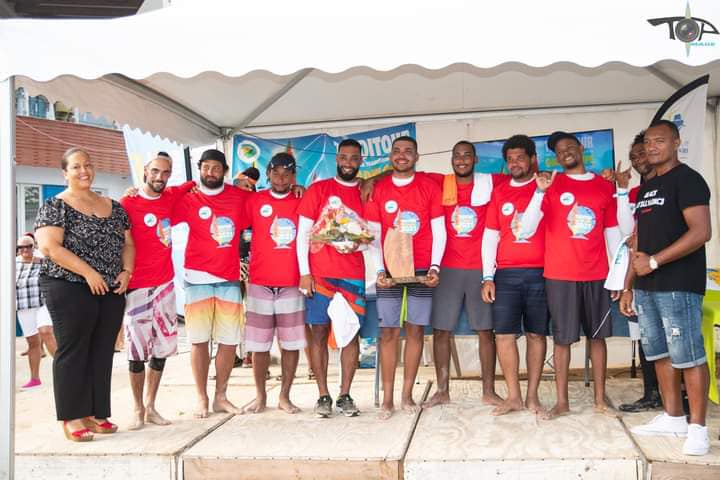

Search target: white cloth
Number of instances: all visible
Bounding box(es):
[604,226,623,262]
[481,228,500,279]
[296,215,313,276]
[184,268,226,284]
[328,292,360,348]
[604,235,631,291]
[470,172,493,206]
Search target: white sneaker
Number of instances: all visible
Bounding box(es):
[631,413,688,437]
[682,424,710,456]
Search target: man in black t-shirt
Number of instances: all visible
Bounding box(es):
[620,119,712,456]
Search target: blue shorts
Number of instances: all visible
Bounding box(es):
[492,268,549,336]
[305,277,366,327]
[634,290,706,369]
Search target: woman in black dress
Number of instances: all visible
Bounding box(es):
[35,147,135,442]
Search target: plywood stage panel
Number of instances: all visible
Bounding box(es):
[182,380,430,480]
[405,380,641,480]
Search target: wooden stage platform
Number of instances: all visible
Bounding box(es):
[13,346,720,479]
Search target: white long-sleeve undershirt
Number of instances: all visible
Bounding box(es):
[296,215,313,276]
[481,228,500,280]
[616,187,635,237]
[430,216,447,270]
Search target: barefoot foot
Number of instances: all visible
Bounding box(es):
[525,397,546,415]
[377,405,394,420]
[242,396,267,414]
[145,407,171,426]
[421,391,450,409]
[540,403,570,420]
[491,398,524,416]
[482,392,504,407]
[401,399,421,414]
[127,409,145,431]
[194,397,209,419]
[278,397,301,414]
[213,396,243,415]
[593,402,618,418]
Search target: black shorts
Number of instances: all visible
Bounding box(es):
[545,279,612,345]
[430,268,492,331]
[492,268,549,336]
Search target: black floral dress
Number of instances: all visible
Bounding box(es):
[34,197,131,286]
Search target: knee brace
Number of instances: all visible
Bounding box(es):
[148,357,166,372]
[129,360,145,374]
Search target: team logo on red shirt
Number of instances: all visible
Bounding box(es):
[385,200,398,213]
[270,216,297,249]
[501,202,515,216]
[144,213,158,227]
[210,215,235,247]
[510,211,532,243]
[393,210,421,236]
[260,204,273,217]
[567,205,596,239]
[198,206,212,220]
[450,206,477,237]
[157,218,172,248]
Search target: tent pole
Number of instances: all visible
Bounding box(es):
[0,76,17,480]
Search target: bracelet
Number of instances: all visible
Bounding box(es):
[622,288,631,293]
[617,192,628,197]
[121,268,133,276]
[483,276,494,282]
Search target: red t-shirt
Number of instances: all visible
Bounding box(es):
[296,178,365,280]
[485,180,545,270]
[245,190,301,287]
[542,174,617,281]
[365,173,444,271]
[629,185,641,217]
[425,172,507,269]
[121,181,194,289]
[172,185,251,282]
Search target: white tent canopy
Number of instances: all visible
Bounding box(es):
[2,0,720,145]
[2,1,720,478]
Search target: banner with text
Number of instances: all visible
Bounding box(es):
[232,123,415,188]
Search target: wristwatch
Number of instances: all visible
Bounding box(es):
[649,256,659,271]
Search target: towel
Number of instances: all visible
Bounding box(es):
[604,235,631,291]
[327,292,360,348]
[441,173,493,207]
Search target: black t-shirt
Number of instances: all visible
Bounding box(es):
[635,163,710,295]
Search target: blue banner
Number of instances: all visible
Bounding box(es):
[473,129,615,174]
[232,123,415,188]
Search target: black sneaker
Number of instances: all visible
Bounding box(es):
[619,391,662,413]
[314,395,333,418]
[336,394,360,417]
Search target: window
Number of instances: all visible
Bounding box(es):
[16,184,40,236]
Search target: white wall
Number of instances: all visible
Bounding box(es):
[16,165,132,200]
[247,103,720,265]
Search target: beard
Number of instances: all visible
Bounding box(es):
[337,165,359,182]
[453,167,473,178]
[147,180,166,193]
[200,175,224,189]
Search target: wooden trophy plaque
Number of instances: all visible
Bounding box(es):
[383,227,427,285]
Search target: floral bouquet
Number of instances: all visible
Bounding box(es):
[310,203,374,254]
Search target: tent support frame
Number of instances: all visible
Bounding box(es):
[231,67,314,132]
[0,76,16,480]
[102,74,223,138]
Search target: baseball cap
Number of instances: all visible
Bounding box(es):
[547,131,581,152]
[268,152,296,172]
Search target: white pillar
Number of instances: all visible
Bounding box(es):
[0,76,17,480]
